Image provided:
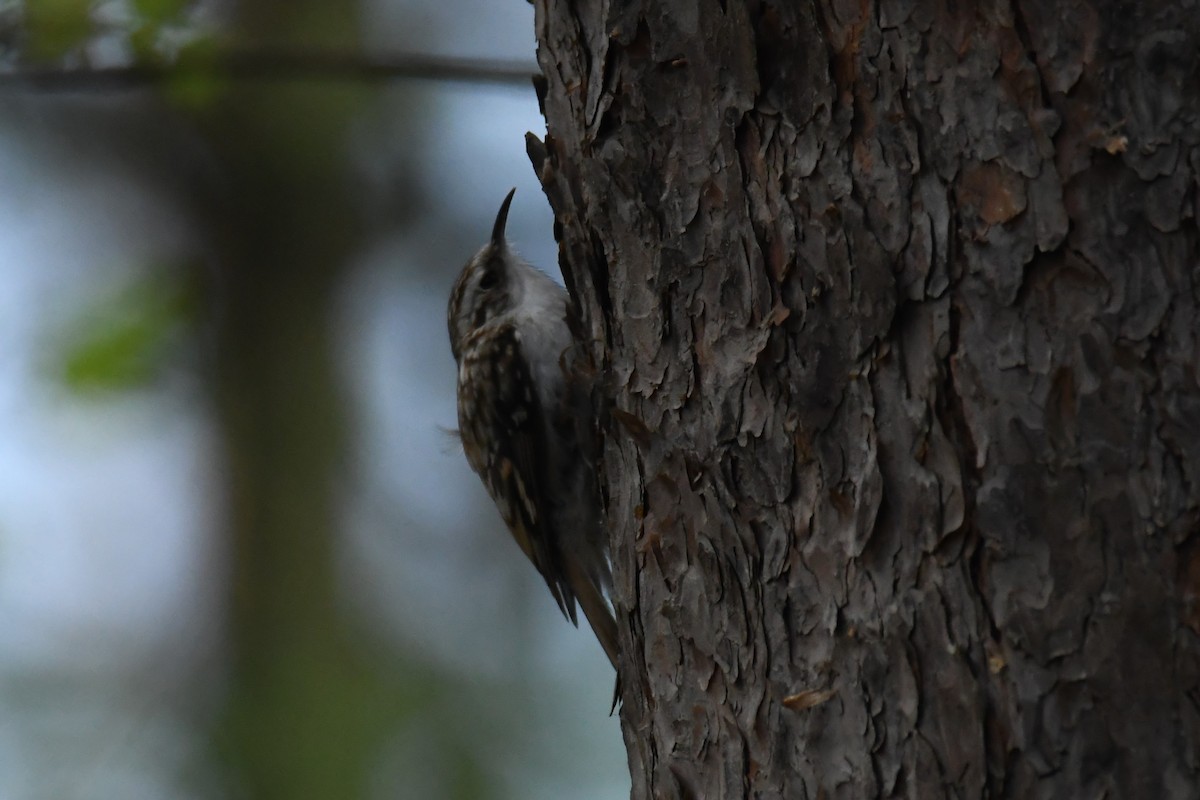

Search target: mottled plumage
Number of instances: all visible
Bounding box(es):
[447,189,618,675]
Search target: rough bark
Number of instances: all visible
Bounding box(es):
[530,1,1200,798]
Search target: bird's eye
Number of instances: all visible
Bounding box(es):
[479,269,499,290]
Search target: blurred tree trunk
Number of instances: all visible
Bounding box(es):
[195,2,394,797]
[532,1,1200,797]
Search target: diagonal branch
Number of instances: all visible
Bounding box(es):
[0,50,540,91]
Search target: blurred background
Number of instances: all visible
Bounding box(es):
[0,0,627,798]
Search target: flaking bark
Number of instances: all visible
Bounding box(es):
[531,1,1200,797]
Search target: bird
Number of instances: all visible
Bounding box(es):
[447,188,619,683]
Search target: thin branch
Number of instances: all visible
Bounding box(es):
[0,50,541,91]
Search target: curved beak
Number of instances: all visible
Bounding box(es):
[492,187,517,246]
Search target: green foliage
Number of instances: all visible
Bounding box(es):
[163,36,226,109]
[132,0,185,24]
[128,0,189,61]
[24,0,92,61]
[57,273,193,394]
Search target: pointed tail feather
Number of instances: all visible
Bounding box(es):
[565,559,619,671]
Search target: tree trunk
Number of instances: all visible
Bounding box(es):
[530,1,1200,797]
[197,3,399,797]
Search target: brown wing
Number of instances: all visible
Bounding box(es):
[457,323,578,624]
